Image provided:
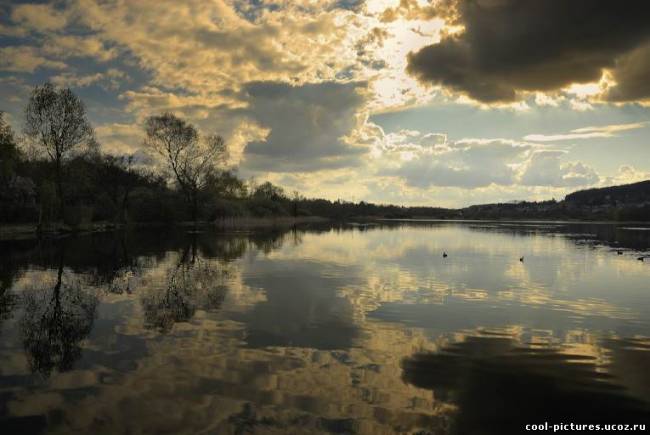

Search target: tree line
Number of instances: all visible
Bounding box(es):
[0,83,452,229]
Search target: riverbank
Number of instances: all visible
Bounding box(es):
[5,215,650,242]
[0,216,331,241]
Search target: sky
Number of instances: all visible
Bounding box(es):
[1,0,650,207]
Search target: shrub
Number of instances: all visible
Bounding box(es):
[204,198,247,220]
[129,188,186,223]
[246,198,289,217]
[63,205,94,228]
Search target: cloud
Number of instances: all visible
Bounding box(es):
[68,0,354,94]
[11,3,68,31]
[42,35,118,62]
[602,165,650,186]
[418,132,447,147]
[519,150,599,187]
[51,69,128,90]
[407,0,650,103]
[379,129,447,151]
[118,80,373,172]
[0,46,67,73]
[379,136,533,188]
[240,81,371,172]
[374,131,601,190]
[604,42,650,103]
[523,122,646,142]
[119,86,239,122]
[378,0,454,22]
[1,0,444,169]
[0,0,646,208]
[0,22,28,38]
[94,122,143,154]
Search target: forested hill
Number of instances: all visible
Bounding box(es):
[457,180,650,221]
[564,180,650,206]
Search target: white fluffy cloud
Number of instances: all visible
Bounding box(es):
[375,133,529,188]
[519,150,599,187]
[371,130,601,190]
[602,165,650,187]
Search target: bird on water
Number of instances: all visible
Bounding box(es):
[520,256,524,262]
[617,250,623,255]
[443,252,448,258]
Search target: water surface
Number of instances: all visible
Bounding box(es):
[1,222,649,433]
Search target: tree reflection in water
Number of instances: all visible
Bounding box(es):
[141,239,229,333]
[0,287,17,334]
[0,247,20,334]
[97,232,140,295]
[20,251,98,377]
[402,335,650,434]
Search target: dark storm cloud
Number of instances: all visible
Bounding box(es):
[407,0,650,103]
[604,43,650,102]
[240,81,369,172]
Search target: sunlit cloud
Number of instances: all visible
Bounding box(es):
[524,122,647,142]
[0,46,67,73]
[0,0,649,206]
[11,3,69,32]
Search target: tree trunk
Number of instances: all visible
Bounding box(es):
[37,199,43,235]
[121,191,130,224]
[55,158,64,223]
[191,191,198,230]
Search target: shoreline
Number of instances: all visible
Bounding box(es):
[2,216,649,241]
[376,218,650,225]
[0,216,330,241]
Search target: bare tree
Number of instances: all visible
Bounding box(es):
[144,112,227,226]
[23,83,94,218]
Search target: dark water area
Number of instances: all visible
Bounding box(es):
[1,221,649,434]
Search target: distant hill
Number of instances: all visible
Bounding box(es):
[453,180,650,221]
[565,180,650,206]
[308,180,650,222]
